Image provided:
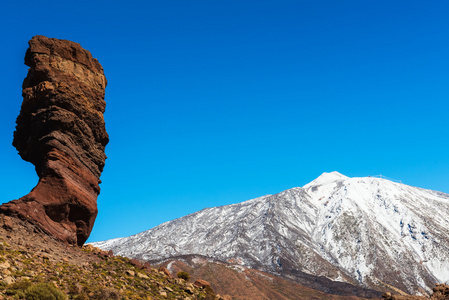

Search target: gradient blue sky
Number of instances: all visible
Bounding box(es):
[1,1,448,242]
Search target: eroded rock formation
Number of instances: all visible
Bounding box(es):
[0,35,108,246]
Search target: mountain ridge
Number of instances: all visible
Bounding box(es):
[93,172,449,296]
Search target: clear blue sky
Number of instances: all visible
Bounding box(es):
[1,1,448,243]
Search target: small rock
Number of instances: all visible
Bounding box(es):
[83,244,95,252]
[126,270,135,276]
[158,266,171,278]
[0,261,10,269]
[137,272,149,279]
[184,286,195,294]
[3,276,15,284]
[158,290,167,297]
[0,215,13,231]
[130,259,143,269]
[2,269,11,276]
[143,262,152,273]
[194,279,211,288]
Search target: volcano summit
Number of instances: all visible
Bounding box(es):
[94,172,449,296]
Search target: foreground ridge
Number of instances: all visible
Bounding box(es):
[0,216,226,299]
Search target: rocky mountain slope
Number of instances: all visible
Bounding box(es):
[0,215,223,299]
[0,214,382,299]
[93,172,449,296]
[155,255,375,300]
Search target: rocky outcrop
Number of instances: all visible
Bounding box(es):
[158,266,172,278]
[432,284,449,299]
[382,284,449,299]
[0,35,108,246]
[193,279,211,288]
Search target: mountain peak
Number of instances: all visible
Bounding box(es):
[93,172,449,296]
[303,171,348,188]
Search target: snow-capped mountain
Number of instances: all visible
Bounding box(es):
[93,172,449,295]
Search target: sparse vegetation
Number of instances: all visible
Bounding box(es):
[203,285,216,300]
[177,271,190,281]
[25,283,67,300]
[0,236,219,299]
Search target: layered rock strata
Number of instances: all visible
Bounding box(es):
[0,35,108,246]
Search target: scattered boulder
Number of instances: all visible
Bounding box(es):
[159,266,171,278]
[3,276,15,285]
[136,272,149,279]
[159,290,167,297]
[184,284,195,294]
[193,279,211,288]
[142,262,152,273]
[0,35,108,246]
[0,215,13,231]
[129,258,143,269]
[82,244,112,258]
[0,261,10,269]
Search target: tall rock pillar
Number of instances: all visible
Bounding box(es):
[0,36,108,246]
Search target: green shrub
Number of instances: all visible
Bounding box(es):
[73,293,89,300]
[177,271,190,281]
[204,285,216,300]
[5,279,32,296]
[0,280,8,290]
[25,283,67,300]
[91,288,120,300]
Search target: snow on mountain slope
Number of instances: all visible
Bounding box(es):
[93,172,449,295]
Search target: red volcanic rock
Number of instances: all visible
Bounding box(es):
[159,266,172,278]
[193,279,211,288]
[129,259,143,269]
[143,262,153,273]
[0,36,108,246]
